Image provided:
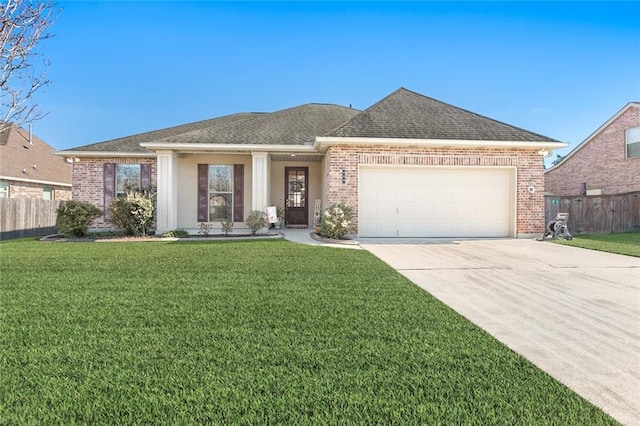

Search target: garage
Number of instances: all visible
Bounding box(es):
[358,166,515,238]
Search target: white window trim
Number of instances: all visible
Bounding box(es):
[115,164,142,198]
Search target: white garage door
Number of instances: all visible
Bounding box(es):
[359,167,515,238]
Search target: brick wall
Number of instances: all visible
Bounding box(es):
[323,146,545,236]
[4,180,72,200]
[72,157,157,229]
[545,106,640,196]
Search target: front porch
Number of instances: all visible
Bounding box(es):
[154,150,324,234]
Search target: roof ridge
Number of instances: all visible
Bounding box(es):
[326,87,437,137]
[268,102,356,114]
[328,87,434,136]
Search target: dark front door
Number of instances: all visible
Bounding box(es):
[285,167,308,226]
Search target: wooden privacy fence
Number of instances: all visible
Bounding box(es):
[0,199,63,240]
[545,192,640,235]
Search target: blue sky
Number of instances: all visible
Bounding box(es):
[34,1,639,162]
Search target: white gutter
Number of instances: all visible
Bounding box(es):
[0,175,72,187]
[55,139,568,159]
[54,151,155,158]
[139,142,317,152]
[314,137,567,152]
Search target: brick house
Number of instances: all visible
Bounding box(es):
[0,124,72,200]
[56,88,565,238]
[545,102,640,196]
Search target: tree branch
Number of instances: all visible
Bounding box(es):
[0,0,57,133]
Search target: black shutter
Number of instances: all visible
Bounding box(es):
[233,164,244,222]
[103,163,115,220]
[197,164,208,222]
[140,163,151,189]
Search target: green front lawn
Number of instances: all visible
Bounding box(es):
[0,239,615,424]
[553,230,640,257]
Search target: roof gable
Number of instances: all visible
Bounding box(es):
[545,102,640,172]
[330,87,559,142]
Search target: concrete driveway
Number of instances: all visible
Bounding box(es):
[361,238,640,425]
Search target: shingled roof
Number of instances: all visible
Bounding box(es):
[64,87,559,155]
[154,103,360,146]
[0,125,71,184]
[69,104,360,153]
[329,87,559,142]
[70,113,259,153]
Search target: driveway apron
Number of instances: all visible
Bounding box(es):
[361,239,640,425]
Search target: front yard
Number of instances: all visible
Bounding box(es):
[0,239,616,424]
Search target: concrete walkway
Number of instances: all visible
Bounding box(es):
[361,239,640,425]
[280,228,362,249]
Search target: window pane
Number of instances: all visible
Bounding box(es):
[0,182,8,198]
[116,164,141,196]
[287,170,306,208]
[626,127,640,144]
[628,142,640,158]
[209,194,231,221]
[209,165,232,193]
[42,187,53,200]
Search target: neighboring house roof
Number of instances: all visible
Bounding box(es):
[330,88,559,142]
[0,125,72,186]
[545,102,640,172]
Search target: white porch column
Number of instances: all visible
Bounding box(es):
[156,150,178,233]
[251,152,269,211]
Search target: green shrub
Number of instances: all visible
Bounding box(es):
[56,201,102,237]
[221,219,233,236]
[245,210,267,235]
[198,222,213,237]
[109,188,156,236]
[160,229,190,238]
[320,203,353,239]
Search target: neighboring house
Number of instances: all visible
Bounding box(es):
[545,102,640,196]
[0,124,72,200]
[56,88,565,238]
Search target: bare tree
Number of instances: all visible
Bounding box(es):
[0,0,57,133]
